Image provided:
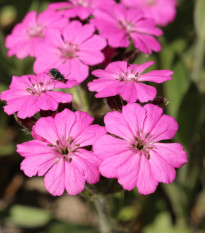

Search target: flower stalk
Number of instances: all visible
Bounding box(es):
[93,194,112,233]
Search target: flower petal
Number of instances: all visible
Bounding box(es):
[16,95,39,119]
[65,161,85,195]
[140,70,173,83]
[74,150,100,184]
[63,21,95,44]
[18,140,57,177]
[104,111,134,141]
[143,104,163,134]
[54,109,76,142]
[78,50,105,65]
[118,154,141,191]
[122,103,146,137]
[149,115,178,142]
[93,135,130,159]
[136,155,158,195]
[134,82,157,103]
[36,93,58,111]
[88,79,119,93]
[78,35,106,51]
[44,158,65,196]
[100,150,133,178]
[75,124,106,147]
[128,61,154,75]
[118,81,139,103]
[153,143,188,168]
[69,111,94,140]
[34,116,58,144]
[149,150,176,184]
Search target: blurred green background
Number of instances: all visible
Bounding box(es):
[0,0,205,232]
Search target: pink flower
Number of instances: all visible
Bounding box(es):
[5,10,68,59]
[17,109,106,196]
[34,20,106,83]
[49,0,115,20]
[91,3,162,54]
[93,103,188,195]
[1,73,76,119]
[88,61,173,103]
[122,0,177,26]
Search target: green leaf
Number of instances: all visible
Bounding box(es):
[10,205,51,228]
[164,61,190,118]
[118,206,138,222]
[0,144,16,156]
[160,39,187,69]
[143,212,191,233]
[177,82,203,145]
[160,45,174,69]
[194,0,205,39]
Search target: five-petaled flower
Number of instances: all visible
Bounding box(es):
[17,109,106,196]
[5,10,68,59]
[0,73,76,119]
[93,103,188,195]
[88,61,173,103]
[34,20,106,83]
[91,3,162,54]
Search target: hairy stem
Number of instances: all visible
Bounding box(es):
[93,194,112,233]
[85,185,113,233]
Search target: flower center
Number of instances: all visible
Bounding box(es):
[52,136,80,162]
[118,71,140,82]
[130,133,153,160]
[27,24,44,38]
[25,77,54,96]
[137,142,144,150]
[119,20,136,33]
[146,0,156,6]
[131,140,145,151]
[59,42,79,61]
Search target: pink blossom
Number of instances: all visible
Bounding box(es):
[48,0,115,20]
[17,109,106,196]
[88,61,173,103]
[91,3,162,54]
[5,10,68,59]
[0,73,76,119]
[121,0,177,26]
[34,20,106,83]
[93,103,188,195]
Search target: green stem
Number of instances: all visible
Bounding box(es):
[93,194,112,233]
[192,37,205,91]
[85,185,112,233]
[73,85,91,113]
[76,85,85,108]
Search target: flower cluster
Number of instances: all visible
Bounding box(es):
[1,0,186,197]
